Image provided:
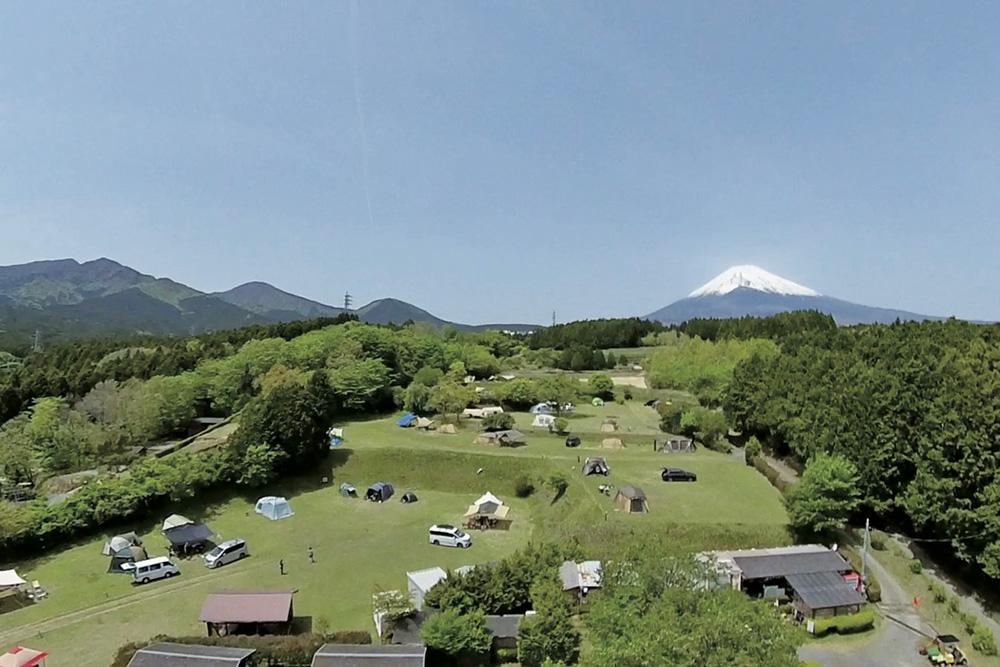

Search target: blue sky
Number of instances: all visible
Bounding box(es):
[1,2,998,323]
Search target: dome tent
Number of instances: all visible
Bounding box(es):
[340,483,358,498]
[255,496,294,520]
[366,482,395,502]
[401,492,419,504]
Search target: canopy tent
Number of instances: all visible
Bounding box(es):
[464,503,511,520]
[366,482,395,502]
[475,492,504,507]
[592,397,605,407]
[582,458,610,476]
[416,417,435,430]
[108,545,149,574]
[0,647,48,667]
[164,523,214,552]
[529,403,553,415]
[162,514,193,532]
[397,414,418,428]
[339,483,358,498]
[102,532,142,557]
[255,496,294,521]
[615,486,649,513]
[0,570,26,589]
[400,492,419,504]
[531,414,556,428]
[656,437,695,453]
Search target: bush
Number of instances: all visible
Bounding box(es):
[927,579,947,604]
[514,476,536,498]
[869,531,886,551]
[810,609,875,636]
[744,436,762,463]
[752,455,794,497]
[483,412,515,432]
[909,559,923,574]
[972,625,999,655]
[959,611,979,635]
[948,596,961,613]
[623,387,633,401]
[553,417,569,435]
[495,647,519,664]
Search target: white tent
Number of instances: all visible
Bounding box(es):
[407,567,448,611]
[161,514,193,532]
[529,403,552,415]
[532,414,556,428]
[255,496,294,521]
[0,570,26,589]
[474,492,504,507]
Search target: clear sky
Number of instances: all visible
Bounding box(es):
[1,2,998,324]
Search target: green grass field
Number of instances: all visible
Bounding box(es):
[0,401,789,666]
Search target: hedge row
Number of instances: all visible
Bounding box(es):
[750,456,795,497]
[810,608,875,636]
[111,632,372,667]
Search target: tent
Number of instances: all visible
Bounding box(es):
[481,407,504,416]
[0,570,26,591]
[468,492,505,516]
[255,496,294,521]
[615,486,649,513]
[530,403,553,415]
[592,397,605,407]
[531,414,556,428]
[601,438,625,449]
[439,424,457,434]
[339,483,358,498]
[416,417,436,430]
[656,437,695,453]
[401,492,419,504]
[462,408,485,419]
[162,514,193,532]
[164,523,214,552]
[600,419,618,433]
[644,398,660,408]
[582,458,609,476]
[0,647,48,667]
[102,532,142,557]
[397,414,418,428]
[366,482,395,502]
[108,545,148,574]
[565,436,581,448]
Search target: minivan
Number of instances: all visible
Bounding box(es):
[132,556,180,585]
[204,539,249,569]
[429,524,472,548]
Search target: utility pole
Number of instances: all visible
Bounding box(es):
[552,310,556,327]
[32,329,41,353]
[860,517,870,591]
[344,291,353,310]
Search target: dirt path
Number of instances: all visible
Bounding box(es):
[761,453,800,486]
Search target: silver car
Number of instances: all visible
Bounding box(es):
[204,539,249,568]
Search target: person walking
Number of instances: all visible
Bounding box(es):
[279,558,285,575]
[308,547,315,564]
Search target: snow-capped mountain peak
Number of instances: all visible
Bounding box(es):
[688,265,820,298]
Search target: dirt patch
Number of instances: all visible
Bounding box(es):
[612,375,647,389]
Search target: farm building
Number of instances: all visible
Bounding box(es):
[560,560,602,601]
[126,643,255,667]
[582,458,609,476]
[615,486,648,513]
[199,590,296,636]
[531,414,556,428]
[600,419,618,433]
[656,437,695,453]
[311,644,426,667]
[706,545,863,619]
[407,567,448,611]
[0,647,48,667]
[255,496,294,521]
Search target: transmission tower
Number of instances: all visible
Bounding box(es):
[344,291,353,310]
[32,329,41,352]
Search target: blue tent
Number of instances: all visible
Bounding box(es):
[397,414,418,427]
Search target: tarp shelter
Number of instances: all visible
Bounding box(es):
[200,590,295,637]
[582,458,609,476]
[255,496,294,521]
[600,419,617,433]
[439,424,457,434]
[656,437,695,453]
[476,429,525,446]
[530,403,553,415]
[416,417,435,430]
[601,438,625,449]
[615,486,648,513]
[397,414,418,428]
[531,414,556,428]
[592,397,605,407]
[339,483,358,498]
[102,532,142,556]
[366,482,395,502]
[0,647,48,667]
[401,492,418,504]
[108,545,149,574]
[407,567,447,611]
[463,408,485,419]
[164,523,214,553]
[311,644,426,667]
[126,642,255,667]
[0,570,26,590]
[162,514,193,532]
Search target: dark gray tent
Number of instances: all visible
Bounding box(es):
[401,492,418,504]
[366,482,395,502]
[164,523,213,553]
[582,457,609,476]
[108,544,148,574]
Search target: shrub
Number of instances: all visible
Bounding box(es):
[483,412,515,432]
[959,611,979,635]
[810,609,875,636]
[111,632,370,667]
[495,647,519,664]
[623,387,633,401]
[752,455,794,497]
[553,417,569,434]
[514,475,536,498]
[744,436,762,463]
[909,559,922,574]
[972,625,999,655]
[927,579,947,604]
[948,596,961,613]
[869,531,886,551]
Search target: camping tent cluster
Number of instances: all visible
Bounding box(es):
[103,532,148,574]
[255,498,294,521]
[462,407,504,419]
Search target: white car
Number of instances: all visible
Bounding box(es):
[132,556,180,585]
[429,524,472,548]
[204,539,249,569]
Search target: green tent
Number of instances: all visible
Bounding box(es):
[592,397,605,407]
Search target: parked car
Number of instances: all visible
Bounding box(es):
[429,524,472,548]
[204,539,249,569]
[565,436,581,448]
[132,556,180,585]
[661,468,697,482]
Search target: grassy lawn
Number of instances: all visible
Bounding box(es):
[0,405,789,666]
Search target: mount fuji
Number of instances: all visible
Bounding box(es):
[645,265,940,325]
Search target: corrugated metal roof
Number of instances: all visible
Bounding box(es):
[732,550,849,580]
[786,571,866,610]
[486,615,524,639]
[407,567,447,593]
[126,643,255,667]
[311,644,426,667]
[199,590,295,624]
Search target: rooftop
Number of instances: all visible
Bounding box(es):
[485,614,524,639]
[786,571,866,610]
[311,643,426,667]
[406,567,448,593]
[126,643,255,667]
[731,550,850,580]
[199,590,296,624]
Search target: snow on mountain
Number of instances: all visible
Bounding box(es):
[688,265,820,298]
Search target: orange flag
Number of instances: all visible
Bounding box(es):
[914,596,920,607]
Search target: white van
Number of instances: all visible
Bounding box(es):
[429,524,472,548]
[204,539,249,569]
[132,556,180,585]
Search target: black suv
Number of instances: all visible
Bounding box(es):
[661,468,697,482]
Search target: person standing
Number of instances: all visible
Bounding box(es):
[279,558,285,575]
[308,547,315,564]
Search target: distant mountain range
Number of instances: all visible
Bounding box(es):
[645,265,942,325]
[0,258,537,349]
